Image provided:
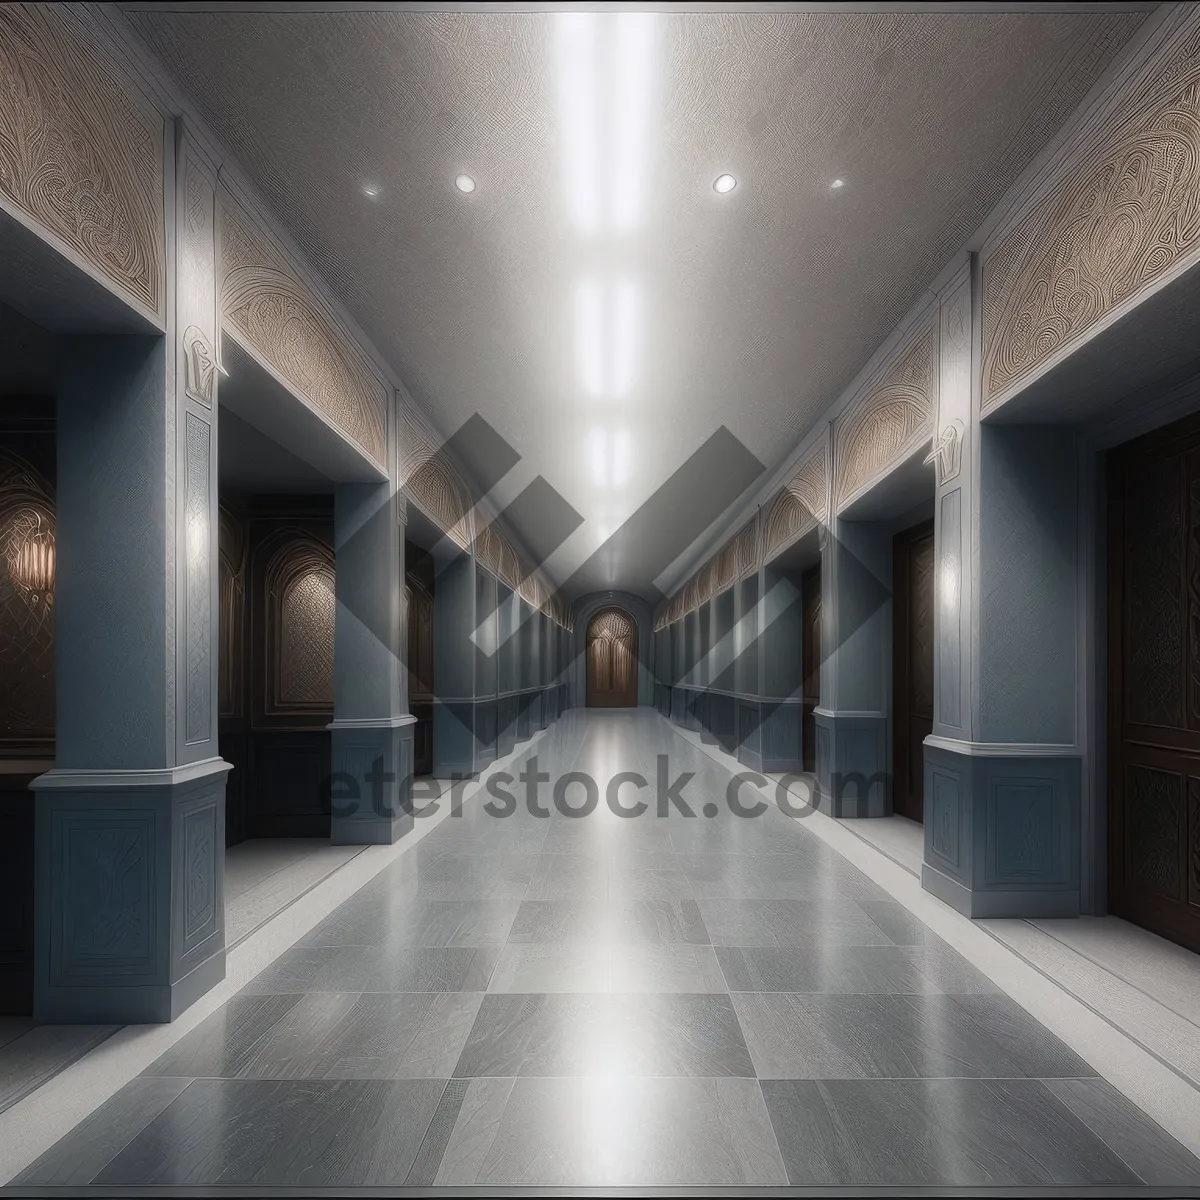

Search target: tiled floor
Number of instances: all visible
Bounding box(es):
[13,710,1200,1191]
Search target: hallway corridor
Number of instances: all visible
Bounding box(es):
[13,711,1197,1192]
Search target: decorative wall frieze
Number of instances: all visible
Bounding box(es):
[735,515,760,581]
[762,443,827,563]
[981,17,1200,413]
[219,188,388,467]
[834,317,938,509]
[398,399,473,551]
[653,512,762,632]
[0,3,166,320]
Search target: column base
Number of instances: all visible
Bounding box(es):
[922,738,1081,918]
[497,695,518,759]
[330,717,415,845]
[813,709,889,817]
[736,699,761,770]
[759,699,803,773]
[33,758,231,1024]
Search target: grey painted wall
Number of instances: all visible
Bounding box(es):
[978,424,1078,746]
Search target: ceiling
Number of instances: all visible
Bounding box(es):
[125,2,1149,600]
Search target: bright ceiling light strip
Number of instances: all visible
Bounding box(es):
[576,279,606,398]
[556,13,601,233]
[589,427,610,486]
[609,13,655,233]
[611,428,631,487]
[610,280,638,398]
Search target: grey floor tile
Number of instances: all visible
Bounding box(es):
[761,1077,1142,1186]
[15,1076,193,1185]
[719,944,946,993]
[607,944,728,993]
[143,993,303,1078]
[487,943,727,994]
[733,991,1096,1079]
[609,865,696,899]
[524,852,609,901]
[1044,1077,1200,1185]
[93,1077,448,1186]
[679,851,890,902]
[404,1077,470,1187]
[698,898,897,947]
[437,1075,787,1186]
[300,897,521,948]
[241,945,499,993]
[486,943,610,993]
[159,991,483,1080]
[857,898,935,944]
[509,897,710,944]
[716,941,999,994]
[453,992,754,1077]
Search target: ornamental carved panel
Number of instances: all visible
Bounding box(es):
[0,444,55,753]
[836,320,937,508]
[0,4,165,317]
[735,516,759,581]
[220,191,388,467]
[399,401,473,550]
[586,606,638,707]
[763,445,826,562]
[981,22,1200,412]
[262,533,335,716]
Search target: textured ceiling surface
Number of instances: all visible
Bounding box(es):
[125,4,1146,597]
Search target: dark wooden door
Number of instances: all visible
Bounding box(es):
[586,607,638,707]
[802,566,821,773]
[893,520,934,822]
[405,567,435,777]
[1109,412,1200,953]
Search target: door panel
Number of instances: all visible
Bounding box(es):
[802,566,821,774]
[586,607,638,708]
[1109,413,1200,952]
[893,520,934,823]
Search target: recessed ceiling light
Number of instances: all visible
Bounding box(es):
[830,178,845,189]
[455,174,476,193]
[713,173,737,194]
[362,183,381,199]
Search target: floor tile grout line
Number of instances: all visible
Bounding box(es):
[655,711,1200,1158]
[0,723,564,1187]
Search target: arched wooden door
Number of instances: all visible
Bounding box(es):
[586,607,638,708]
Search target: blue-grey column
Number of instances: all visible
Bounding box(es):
[759,563,804,772]
[433,548,477,778]
[735,562,761,766]
[496,582,517,756]
[34,132,228,1023]
[329,479,413,845]
[814,508,892,817]
[473,564,498,766]
[922,263,1082,917]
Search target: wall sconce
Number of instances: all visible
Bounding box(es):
[11,511,55,599]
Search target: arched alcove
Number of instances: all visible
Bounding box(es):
[585,606,638,708]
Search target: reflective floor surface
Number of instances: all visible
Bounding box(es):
[13,711,1200,1192]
